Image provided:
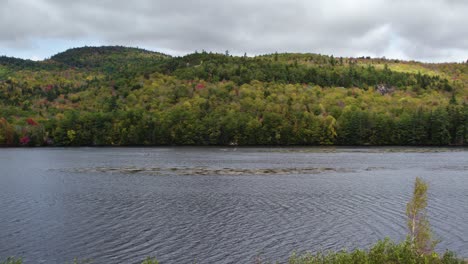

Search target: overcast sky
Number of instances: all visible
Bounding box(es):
[1,0,467,62]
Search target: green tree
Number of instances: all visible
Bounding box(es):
[0,118,14,145]
[406,177,437,255]
[319,115,337,145]
[429,108,450,145]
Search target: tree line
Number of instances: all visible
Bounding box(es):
[1,79,466,146]
[0,46,466,146]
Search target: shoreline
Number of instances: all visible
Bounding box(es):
[1,145,467,149]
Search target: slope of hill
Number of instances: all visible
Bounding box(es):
[49,46,170,69]
[0,46,466,146]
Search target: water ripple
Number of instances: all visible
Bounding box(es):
[0,147,467,263]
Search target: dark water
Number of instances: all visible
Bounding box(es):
[0,147,467,263]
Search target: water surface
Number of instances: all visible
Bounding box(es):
[0,147,467,263]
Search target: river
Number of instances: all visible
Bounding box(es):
[0,147,467,263]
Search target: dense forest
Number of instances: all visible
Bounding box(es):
[0,46,467,146]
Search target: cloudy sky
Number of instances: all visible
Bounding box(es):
[1,0,467,62]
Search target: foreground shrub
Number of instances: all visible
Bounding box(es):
[141,257,159,264]
[0,257,22,264]
[287,238,464,264]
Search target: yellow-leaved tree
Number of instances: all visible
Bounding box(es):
[406,177,438,255]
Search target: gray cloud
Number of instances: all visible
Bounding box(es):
[1,0,467,62]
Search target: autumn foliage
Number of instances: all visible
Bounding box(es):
[0,46,467,146]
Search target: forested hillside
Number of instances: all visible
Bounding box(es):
[0,46,467,146]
